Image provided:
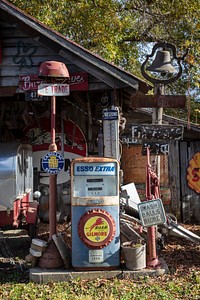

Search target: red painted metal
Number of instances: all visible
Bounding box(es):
[49,95,57,152]
[0,191,39,229]
[37,61,69,268]
[48,94,57,239]
[26,201,39,224]
[78,208,116,249]
[13,193,30,227]
[49,174,57,238]
[39,61,69,78]
[145,147,161,268]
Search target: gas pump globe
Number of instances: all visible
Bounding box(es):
[71,157,120,270]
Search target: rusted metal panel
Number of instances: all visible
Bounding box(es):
[130,94,186,108]
[121,144,169,185]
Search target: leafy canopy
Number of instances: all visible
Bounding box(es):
[8,0,200,121]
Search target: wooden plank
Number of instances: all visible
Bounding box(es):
[168,141,181,218]
[179,141,191,223]
[131,94,186,108]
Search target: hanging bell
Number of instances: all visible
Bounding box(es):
[146,50,177,74]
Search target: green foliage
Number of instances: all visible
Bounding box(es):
[8,0,200,120]
[0,272,200,299]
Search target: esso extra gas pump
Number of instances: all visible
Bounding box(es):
[71,157,120,270]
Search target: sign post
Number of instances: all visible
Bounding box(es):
[37,61,69,243]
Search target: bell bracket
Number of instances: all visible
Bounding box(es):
[141,42,183,85]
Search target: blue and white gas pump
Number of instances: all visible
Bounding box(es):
[71,157,120,270]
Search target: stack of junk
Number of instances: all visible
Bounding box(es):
[25,182,200,271]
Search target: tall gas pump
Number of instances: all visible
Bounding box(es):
[71,157,120,270]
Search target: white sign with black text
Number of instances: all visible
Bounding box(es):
[38,84,70,96]
[138,198,166,227]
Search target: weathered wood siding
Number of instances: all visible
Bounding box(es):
[0,20,110,91]
[169,141,200,224]
[168,141,181,218]
[121,144,170,205]
[122,142,200,224]
[121,144,169,185]
[180,141,200,223]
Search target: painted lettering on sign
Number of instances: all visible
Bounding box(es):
[74,163,116,175]
[19,75,44,91]
[84,216,109,243]
[138,199,166,227]
[19,73,88,91]
[132,124,183,140]
[76,166,115,172]
[69,73,88,91]
[38,84,70,96]
[142,142,169,155]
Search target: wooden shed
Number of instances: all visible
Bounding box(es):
[0,0,150,221]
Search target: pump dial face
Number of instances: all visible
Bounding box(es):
[78,208,116,249]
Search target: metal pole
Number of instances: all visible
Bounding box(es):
[153,84,165,179]
[146,147,159,267]
[146,84,165,268]
[49,95,57,239]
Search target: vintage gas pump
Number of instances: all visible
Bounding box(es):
[71,157,120,270]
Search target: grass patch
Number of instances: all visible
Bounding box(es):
[0,271,199,300]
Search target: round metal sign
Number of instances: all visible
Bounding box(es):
[42,152,64,174]
[78,208,116,249]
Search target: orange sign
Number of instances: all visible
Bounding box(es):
[187,152,200,193]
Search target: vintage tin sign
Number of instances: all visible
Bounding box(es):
[42,152,64,174]
[74,162,117,176]
[138,198,166,227]
[38,83,70,96]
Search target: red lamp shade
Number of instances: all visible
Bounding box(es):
[38,61,69,78]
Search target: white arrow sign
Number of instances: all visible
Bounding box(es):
[38,84,70,96]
